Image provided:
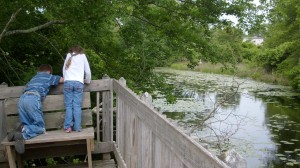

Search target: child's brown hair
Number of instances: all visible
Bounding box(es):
[38,64,53,74]
[65,45,84,69]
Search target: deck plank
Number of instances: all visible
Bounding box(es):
[37,160,116,168]
[2,127,94,145]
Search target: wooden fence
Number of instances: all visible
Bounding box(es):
[113,78,229,168]
[0,77,229,168]
[0,78,114,163]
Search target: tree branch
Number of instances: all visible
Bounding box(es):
[0,8,22,43]
[131,15,161,29]
[4,20,67,37]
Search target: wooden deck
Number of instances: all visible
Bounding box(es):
[0,160,116,168]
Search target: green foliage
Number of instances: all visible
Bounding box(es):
[72,158,82,164]
[284,64,300,91]
[255,0,300,90]
[0,0,259,94]
[209,26,244,65]
[240,41,260,61]
[46,158,58,166]
[254,42,293,71]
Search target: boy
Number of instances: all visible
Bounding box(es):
[8,64,64,154]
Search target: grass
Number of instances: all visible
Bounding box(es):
[169,62,290,86]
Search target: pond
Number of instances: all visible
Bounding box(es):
[153,68,300,168]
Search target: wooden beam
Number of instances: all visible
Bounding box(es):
[5,146,16,168]
[113,142,127,168]
[4,92,91,115]
[86,139,93,168]
[0,84,7,162]
[22,143,87,160]
[96,92,100,141]
[6,109,93,131]
[2,127,94,145]
[102,75,113,160]
[0,79,112,99]
[93,141,113,154]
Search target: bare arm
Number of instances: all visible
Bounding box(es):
[59,77,64,83]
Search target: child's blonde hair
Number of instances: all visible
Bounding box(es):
[65,45,84,69]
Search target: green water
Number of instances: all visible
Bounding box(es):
[153,68,300,168]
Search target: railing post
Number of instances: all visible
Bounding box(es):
[119,77,126,86]
[140,92,153,108]
[102,75,113,160]
[96,91,100,142]
[0,82,8,162]
[116,77,126,154]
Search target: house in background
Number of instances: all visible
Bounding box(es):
[243,36,264,45]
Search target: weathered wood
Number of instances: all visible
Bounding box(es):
[5,109,93,132]
[112,142,127,168]
[86,139,93,168]
[0,84,8,163]
[34,160,116,168]
[102,78,113,142]
[5,146,15,168]
[154,137,162,168]
[2,127,94,145]
[116,77,126,160]
[22,143,87,160]
[102,75,113,160]
[170,152,184,168]
[93,160,116,168]
[96,92,100,141]
[124,105,132,167]
[0,79,111,99]
[93,142,113,154]
[0,99,6,163]
[113,80,229,168]
[24,139,86,149]
[140,92,153,109]
[4,92,91,115]
[0,80,107,167]
[130,113,138,168]
[141,122,152,168]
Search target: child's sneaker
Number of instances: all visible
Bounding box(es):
[65,127,72,133]
[14,132,25,154]
[8,123,23,142]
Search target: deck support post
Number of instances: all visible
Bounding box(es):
[102,75,113,160]
[0,83,7,162]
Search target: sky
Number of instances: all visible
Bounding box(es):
[222,0,261,25]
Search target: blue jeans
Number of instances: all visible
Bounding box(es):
[18,93,45,140]
[63,81,84,131]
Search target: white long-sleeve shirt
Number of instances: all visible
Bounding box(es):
[63,53,91,84]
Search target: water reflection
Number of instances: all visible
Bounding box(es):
[154,70,300,168]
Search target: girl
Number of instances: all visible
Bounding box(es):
[63,45,91,132]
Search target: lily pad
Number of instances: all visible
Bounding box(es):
[275,153,285,157]
[284,151,294,154]
[279,157,287,161]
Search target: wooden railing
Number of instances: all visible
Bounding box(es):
[113,78,229,168]
[0,77,229,168]
[0,78,114,162]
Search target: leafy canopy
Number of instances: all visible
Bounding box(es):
[0,0,257,95]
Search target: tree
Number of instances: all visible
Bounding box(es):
[0,0,257,93]
[257,0,300,90]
